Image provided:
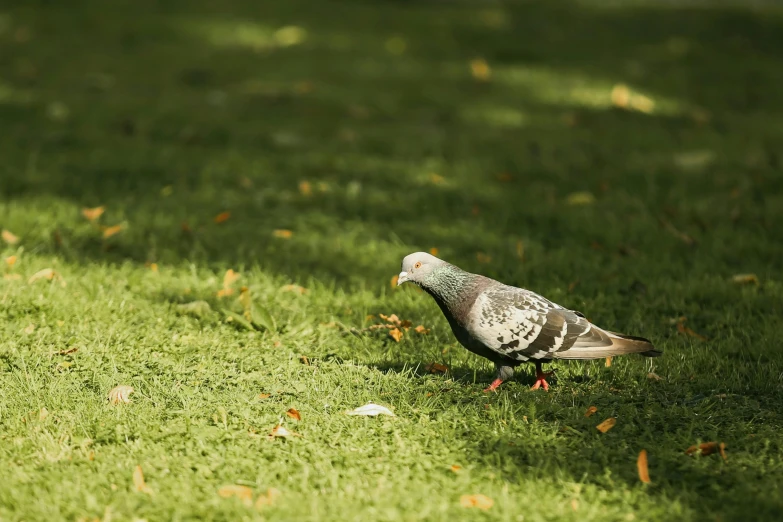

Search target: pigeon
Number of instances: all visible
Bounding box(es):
[397,252,661,391]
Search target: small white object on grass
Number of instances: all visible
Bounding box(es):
[345,403,395,417]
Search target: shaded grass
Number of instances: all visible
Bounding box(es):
[1,0,783,520]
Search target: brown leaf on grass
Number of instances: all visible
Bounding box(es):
[596,417,617,433]
[5,255,17,268]
[450,465,462,473]
[732,273,759,285]
[81,206,105,222]
[460,494,494,510]
[471,205,480,216]
[605,356,612,367]
[390,274,398,287]
[254,488,282,508]
[258,393,271,399]
[469,58,491,81]
[269,424,300,439]
[54,346,78,355]
[584,406,598,417]
[218,485,253,506]
[286,408,301,421]
[637,450,651,484]
[647,372,663,381]
[108,385,134,404]
[281,284,307,294]
[133,465,154,494]
[414,325,430,334]
[676,317,708,341]
[298,180,312,196]
[102,224,124,238]
[686,442,727,461]
[28,268,56,283]
[273,229,293,239]
[2,229,20,245]
[476,252,491,264]
[389,328,403,342]
[516,240,525,261]
[217,269,240,297]
[429,247,439,256]
[659,217,696,246]
[214,211,231,224]
[611,84,630,108]
[429,173,445,185]
[425,362,448,375]
[496,172,513,182]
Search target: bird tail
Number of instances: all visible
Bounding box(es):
[554,326,661,360]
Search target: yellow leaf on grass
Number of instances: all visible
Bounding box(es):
[647,372,663,381]
[280,284,307,294]
[102,224,124,238]
[218,485,253,506]
[611,83,630,108]
[258,393,271,399]
[605,356,612,367]
[476,252,491,264]
[596,417,616,433]
[584,406,598,417]
[516,240,525,261]
[686,441,727,461]
[254,488,282,508]
[390,274,399,288]
[298,180,312,196]
[28,268,56,283]
[2,229,20,245]
[5,255,17,268]
[566,191,595,206]
[469,59,491,81]
[286,408,301,421]
[273,229,293,239]
[149,263,158,272]
[637,449,651,484]
[108,385,134,404]
[81,206,105,222]
[269,425,300,439]
[425,362,448,375]
[460,494,494,510]
[429,173,445,185]
[214,211,231,224]
[732,273,759,285]
[429,247,439,256]
[218,269,240,298]
[133,465,154,494]
[389,328,403,342]
[414,325,430,334]
[450,465,462,473]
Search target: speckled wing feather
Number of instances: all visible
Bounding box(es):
[466,284,613,362]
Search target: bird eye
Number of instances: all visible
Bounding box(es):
[414,261,422,269]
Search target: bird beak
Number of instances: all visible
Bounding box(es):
[396,271,408,286]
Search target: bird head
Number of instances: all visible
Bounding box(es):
[397,252,446,287]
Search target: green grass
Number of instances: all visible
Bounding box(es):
[2,0,783,520]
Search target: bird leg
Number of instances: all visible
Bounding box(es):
[530,361,554,391]
[483,364,515,393]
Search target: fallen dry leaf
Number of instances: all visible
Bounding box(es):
[254,487,282,509]
[346,403,395,417]
[286,408,301,421]
[4,274,21,280]
[429,247,439,256]
[269,424,300,439]
[732,273,759,285]
[108,385,134,404]
[647,372,663,381]
[476,252,491,264]
[596,417,617,433]
[425,362,449,375]
[496,172,513,182]
[273,229,293,239]
[5,255,17,268]
[389,328,403,342]
[637,449,651,484]
[2,229,20,245]
[214,211,231,224]
[611,83,630,108]
[298,180,312,196]
[217,269,240,297]
[280,284,307,294]
[450,465,462,473]
[414,325,430,334]
[81,206,105,222]
[258,393,271,399]
[460,494,494,510]
[218,485,253,506]
[605,356,612,367]
[390,274,399,288]
[565,191,596,206]
[429,173,445,185]
[676,317,708,341]
[102,224,124,238]
[28,268,56,283]
[516,240,525,261]
[133,465,154,494]
[469,58,491,81]
[686,441,727,461]
[584,406,598,418]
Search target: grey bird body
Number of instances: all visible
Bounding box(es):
[397,252,661,390]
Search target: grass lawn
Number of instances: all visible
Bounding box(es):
[2,0,783,520]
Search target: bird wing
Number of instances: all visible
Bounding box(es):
[468,285,658,361]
